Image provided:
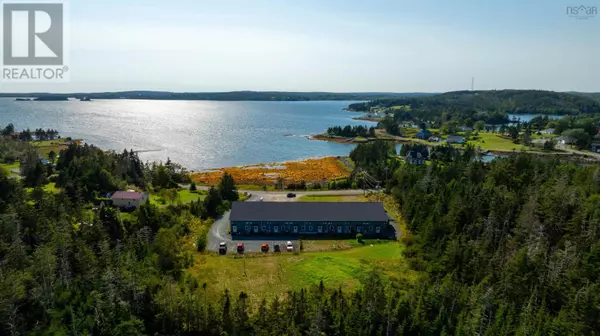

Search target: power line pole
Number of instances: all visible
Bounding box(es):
[471,77,475,91]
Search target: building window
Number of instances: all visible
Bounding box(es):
[232,226,237,233]
[274,226,279,233]
[318,226,322,233]
[281,225,286,232]
[337,226,342,233]
[293,226,298,233]
[301,226,306,232]
[369,225,373,232]
[375,226,381,234]
[330,225,335,232]
[245,225,250,232]
[261,225,266,232]
[356,226,362,233]
[253,226,258,233]
[308,226,313,232]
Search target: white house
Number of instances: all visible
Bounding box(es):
[110,190,148,209]
[541,128,555,135]
[556,136,576,145]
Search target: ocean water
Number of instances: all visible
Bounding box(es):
[0,99,376,170]
[1,98,559,169]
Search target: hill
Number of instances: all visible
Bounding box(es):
[348,89,600,116]
[0,91,437,101]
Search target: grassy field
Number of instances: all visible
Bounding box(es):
[234,184,277,191]
[298,194,367,202]
[149,189,205,206]
[465,132,532,151]
[0,162,20,171]
[30,138,80,157]
[188,242,416,305]
[25,182,60,194]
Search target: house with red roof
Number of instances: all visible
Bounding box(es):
[110,190,148,209]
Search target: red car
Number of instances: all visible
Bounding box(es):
[237,243,244,254]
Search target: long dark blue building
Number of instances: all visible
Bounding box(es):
[230,202,389,237]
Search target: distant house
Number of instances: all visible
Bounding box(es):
[405,150,426,165]
[556,136,576,145]
[428,136,441,142]
[416,129,432,140]
[591,142,600,153]
[110,190,148,209]
[446,135,465,144]
[541,128,555,135]
[460,126,473,132]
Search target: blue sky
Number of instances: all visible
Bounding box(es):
[2,0,599,92]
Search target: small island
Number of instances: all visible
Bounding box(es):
[34,96,69,101]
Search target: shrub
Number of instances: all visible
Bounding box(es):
[190,182,197,191]
[356,233,364,244]
[196,236,207,252]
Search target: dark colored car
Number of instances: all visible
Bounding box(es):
[273,244,281,252]
[261,243,269,252]
[287,193,296,198]
[237,243,244,254]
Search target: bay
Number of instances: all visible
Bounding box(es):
[0,99,375,170]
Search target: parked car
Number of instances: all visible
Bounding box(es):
[218,242,227,255]
[273,244,281,252]
[237,243,244,254]
[286,241,294,252]
[261,243,269,253]
[286,193,296,198]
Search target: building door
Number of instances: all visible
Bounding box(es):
[293,226,298,233]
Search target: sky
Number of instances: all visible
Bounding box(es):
[1,0,599,93]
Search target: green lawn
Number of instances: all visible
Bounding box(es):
[149,189,205,206]
[298,194,367,202]
[25,182,60,194]
[0,162,20,171]
[29,138,75,157]
[235,184,277,191]
[465,132,533,151]
[188,243,416,305]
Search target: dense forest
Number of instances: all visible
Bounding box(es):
[3,128,600,334]
[347,90,600,126]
